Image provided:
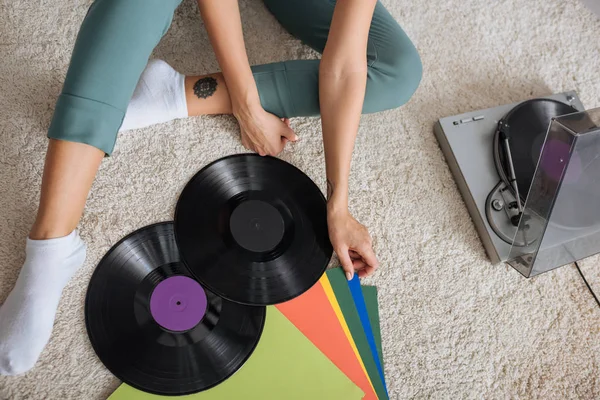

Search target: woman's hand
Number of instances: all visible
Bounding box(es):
[198,0,297,157]
[233,103,297,156]
[327,206,379,280]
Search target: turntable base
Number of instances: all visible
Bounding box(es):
[434,91,585,268]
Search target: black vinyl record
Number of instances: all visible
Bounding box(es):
[174,154,332,306]
[494,98,578,201]
[85,222,265,396]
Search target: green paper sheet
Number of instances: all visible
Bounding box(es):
[108,307,363,400]
[362,285,384,373]
[326,268,388,400]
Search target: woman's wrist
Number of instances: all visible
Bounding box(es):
[224,72,262,117]
[326,180,349,214]
[231,92,262,119]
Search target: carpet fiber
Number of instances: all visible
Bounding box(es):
[1,0,600,398]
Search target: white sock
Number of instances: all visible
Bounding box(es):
[0,231,86,375]
[119,59,188,132]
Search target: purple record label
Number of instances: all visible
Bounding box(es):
[149,276,207,332]
[540,139,582,184]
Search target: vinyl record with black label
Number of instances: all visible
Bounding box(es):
[85,222,265,396]
[174,154,332,306]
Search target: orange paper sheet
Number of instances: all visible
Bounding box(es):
[276,279,377,400]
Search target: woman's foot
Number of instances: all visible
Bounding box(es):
[0,231,86,375]
[119,59,188,132]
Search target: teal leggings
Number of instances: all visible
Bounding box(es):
[48,0,422,155]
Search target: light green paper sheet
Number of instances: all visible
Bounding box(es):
[108,307,363,400]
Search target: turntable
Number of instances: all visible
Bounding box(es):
[434,92,600,277]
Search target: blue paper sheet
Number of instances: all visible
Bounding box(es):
[348,274,388,395]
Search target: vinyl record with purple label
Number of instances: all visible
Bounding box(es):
[494,98,578,201]
[85,222,265,395]
[493,99,600,228]
[174,154,332,306]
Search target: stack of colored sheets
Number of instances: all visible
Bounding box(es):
[109,267,388,400]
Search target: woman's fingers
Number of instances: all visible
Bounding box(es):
[351,255,377,278]
[357,265,376,278]
[335,246,355,281]
[349,250,361,259]
[280,123,298,142]
[249,136,268,156]
[252,140,267,156]
[358,243,379,270]
[280,117,292,128]
[281,119,297,143]
[351,258,369,270]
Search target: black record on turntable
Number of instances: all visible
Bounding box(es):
[174,154,332,306]
[85,222,265,396]
[494,98,578,202]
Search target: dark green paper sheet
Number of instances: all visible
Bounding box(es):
[327,268,388,400]
[362,285,384,372]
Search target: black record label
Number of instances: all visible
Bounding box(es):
[174,154,333,306]
[85,222,265,395]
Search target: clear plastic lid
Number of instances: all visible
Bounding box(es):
[507,108,600,277]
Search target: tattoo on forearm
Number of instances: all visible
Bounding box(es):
[193,77,218,99]
[327,179,334,201]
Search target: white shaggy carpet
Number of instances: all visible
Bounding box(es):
[1,0,600,398]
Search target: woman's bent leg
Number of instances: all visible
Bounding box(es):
[49,0,183,154]
[123,0,421,132]
[248,0,422,117]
